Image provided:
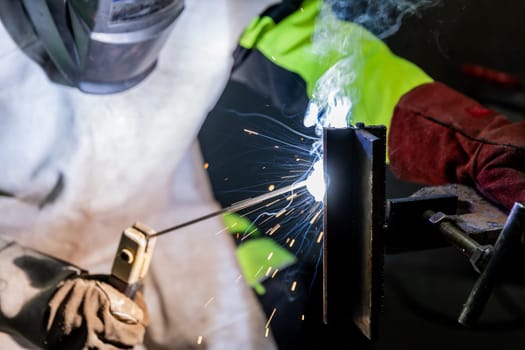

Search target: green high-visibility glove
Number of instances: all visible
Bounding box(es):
[239,0,432,142]
[304,19,433,139]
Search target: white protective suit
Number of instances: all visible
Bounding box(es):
[0,0,278,348]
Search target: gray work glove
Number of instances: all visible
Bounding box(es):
[44,276,147,349]
[0,237,147,349]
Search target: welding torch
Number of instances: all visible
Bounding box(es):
[109,180,308,297]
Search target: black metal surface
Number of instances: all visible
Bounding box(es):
[323,124,385,340]
[385,194,458,254]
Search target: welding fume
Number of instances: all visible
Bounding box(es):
[0,0,525,349]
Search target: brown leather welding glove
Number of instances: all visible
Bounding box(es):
[44,276,147,349]
[388,81,525,211]
[0,237,148,349]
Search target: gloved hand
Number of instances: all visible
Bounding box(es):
[301,16,525,212]
[303,20,433,136]
[0,237,147,349]
[45,275,147,349]
[388,82,525,211]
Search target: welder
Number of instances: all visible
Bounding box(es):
[0,0,278,349]
[1,1,525,350]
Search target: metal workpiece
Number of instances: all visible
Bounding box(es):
[385,194,458,254]
[458,202,525,327]
[410,184,507,241]
[424,210,493,273]
[385,184,507,255]
[385,184,525,329]
[322,124,386,340]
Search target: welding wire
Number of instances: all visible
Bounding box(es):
[150,180,308,238]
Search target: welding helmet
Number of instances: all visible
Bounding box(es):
[0,0,184,94]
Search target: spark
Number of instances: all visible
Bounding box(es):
[265,308,277,328]
[254,265,264,278]
[265,266,273,277]
[267,224,280,236]
[286,193,299,201]
[218,109,318,141]
[301,314,305,321]
[238,123,315,153]
[204,109,327,333]
[203,162,209,169]
[258,215,274,226]
[197,336,203,345]
[317,231,324,244]
[264,199,280,208]
[204,297,215,308]
[239,227,260,241]
[275,208,286,218]
[309,208,323,225]
[214,224,232,236]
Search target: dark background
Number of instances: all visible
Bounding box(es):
[375,1,525,349]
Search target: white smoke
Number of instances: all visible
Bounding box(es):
[304,0,440,135]
[302,0,440,200]
[320,0,440,40]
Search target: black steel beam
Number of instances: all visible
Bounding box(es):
[322,124,386,340]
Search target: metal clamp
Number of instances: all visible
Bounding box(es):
[109,222,157,298]
[458,202,525,326]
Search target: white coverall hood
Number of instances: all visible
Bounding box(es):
[0,0,278,348]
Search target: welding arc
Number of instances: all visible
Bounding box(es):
[150,180,308,238]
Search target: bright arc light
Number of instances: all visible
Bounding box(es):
[306,159,325,202]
